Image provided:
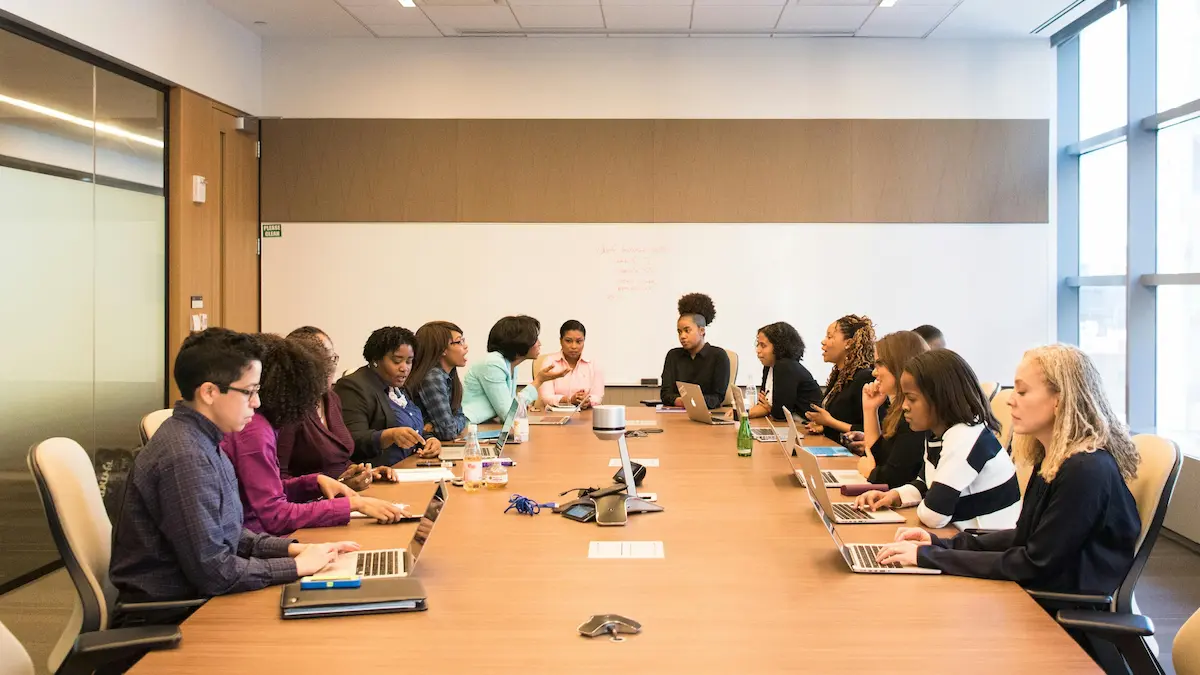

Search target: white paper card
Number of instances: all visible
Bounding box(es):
[390,468,455,483]
[350,503,408,518]
[608,458,659,467]
[588,541,665,559]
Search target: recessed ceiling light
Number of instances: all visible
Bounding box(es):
[879,0,898,6]
[398,0,416,7]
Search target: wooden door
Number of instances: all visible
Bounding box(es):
[214,108,259,333]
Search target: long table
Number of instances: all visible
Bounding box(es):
[134,408,1100,674]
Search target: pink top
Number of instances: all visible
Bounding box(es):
[536,352,604,408]
[219,413,352,536]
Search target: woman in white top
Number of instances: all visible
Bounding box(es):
[537,320,604,410]
[855,349,1021,531]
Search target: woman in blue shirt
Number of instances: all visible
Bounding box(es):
[334,326,442,465]
[462,315,569,424]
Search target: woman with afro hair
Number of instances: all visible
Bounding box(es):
[659,293,731,410]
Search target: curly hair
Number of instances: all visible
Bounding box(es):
[823,314,877,405]
[255,333,329,428]
[286,326,335,387]
[678,293,716,327]
[758,322,805,361]
[363,326,416,364]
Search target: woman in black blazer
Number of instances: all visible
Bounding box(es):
[805,314,877,444]
[746,322,822,421]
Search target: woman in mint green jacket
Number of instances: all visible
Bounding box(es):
[462,315,569,424]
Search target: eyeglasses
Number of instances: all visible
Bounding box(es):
[329,353,340,365]
[222,384,262,399]
[450,338,467,347]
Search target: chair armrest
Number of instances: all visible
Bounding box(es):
[1056,610,1155,638]
[116,598,207,614]
[1026,589,1114,610]
[61,626,181,675]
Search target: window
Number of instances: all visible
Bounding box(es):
[1157,118,1200,274]
[1158,0,1200,112]
[1079,5,1128,139]
[1157,287,1200,456]
[1080,287,1127,421]
[1079,142,1128,275]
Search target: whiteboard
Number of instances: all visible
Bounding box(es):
[261,222,1053,386]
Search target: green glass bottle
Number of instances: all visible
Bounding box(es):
[737,413,754,457]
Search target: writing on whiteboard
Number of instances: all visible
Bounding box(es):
[601,243,667,300]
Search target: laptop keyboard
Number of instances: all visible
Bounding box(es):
[355,550,400,578]
[822,471,839,483]
[833,503,871,521]
[852,544,901,570]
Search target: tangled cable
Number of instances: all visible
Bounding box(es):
[504,493,556,516]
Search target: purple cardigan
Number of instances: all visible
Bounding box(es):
[276,391,355,480]
[220,413,351,535]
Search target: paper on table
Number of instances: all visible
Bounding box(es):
[655,405,686,413]
[350,503,409,518]
[390,468,455,483]
[588,541,665,559]
[626,420,656,426]
[608,458,659,467]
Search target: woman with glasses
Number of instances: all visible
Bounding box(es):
[275,327,391,491]
[745,321,821,421]
[220,333,408,536]
[335,326,442,464]
[408,321,471,441]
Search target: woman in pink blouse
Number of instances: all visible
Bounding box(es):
[537,320,604,409]
[220,334,409,535]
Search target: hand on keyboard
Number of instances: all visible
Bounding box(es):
[854,489,901,511]
[875,541,920,568]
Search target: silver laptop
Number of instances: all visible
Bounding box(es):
[441,399,519,461]
[529,411,571,425]
[307,482,448,580]
[792,441,904,524]
[808,489,940,575]
[678,382,734,425]
[780,408,866,488]
[729,387,785,442]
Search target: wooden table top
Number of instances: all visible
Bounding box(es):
[134,408,1099,674]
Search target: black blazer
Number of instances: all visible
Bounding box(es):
[820,367,874,442]
[759,360,822,421]
[332,366,398,463]
[867,414,927,489]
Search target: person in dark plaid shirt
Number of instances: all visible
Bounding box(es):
[408,321,470,441]
[110,328,360,607]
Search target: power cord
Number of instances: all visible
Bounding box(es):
[505,494,557,516]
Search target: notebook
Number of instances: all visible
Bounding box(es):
[280,577,428,618]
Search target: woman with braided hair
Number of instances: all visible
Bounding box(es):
[659,293,731,409]
[805,314,877,443]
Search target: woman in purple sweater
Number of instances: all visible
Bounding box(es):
[220,334,409,535]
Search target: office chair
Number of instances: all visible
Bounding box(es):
[0,619,34,675]
[990,389,1014,451]
[138,409,173,445]
[1029,435,1182,674]
[1056,597,1200,675]
[28,438,204,674]
[722,348,739,407]
[979,381,1001,402]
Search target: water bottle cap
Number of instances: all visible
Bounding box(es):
[468,424,478,433]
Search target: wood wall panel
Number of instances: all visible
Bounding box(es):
[652,120,852,223]
[457,119,654,223]
[216,109,260,333]
[849,119,1049,223]
[259,118,1050,225]
[260,119,457,223]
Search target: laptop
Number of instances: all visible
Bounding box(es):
[440,399,519,460]
[678,382,734,426]
[529,410,571,425]
[765,419,864,488]
[729,386,784,441]
[780,407,858,475]
[808,490,940,575]
[792,442,904,524]
[306,481,448,581]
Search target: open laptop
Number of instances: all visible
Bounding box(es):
[306,481,448,580]
[440,399,519,460]
[780,408,863,486]
[729,387,785,442]
[792,442,904,524]
[528,406,571,425]
[807,488,940,575]
[678,382,735,425]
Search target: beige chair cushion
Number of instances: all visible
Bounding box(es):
[29,438,118,672]
[1175,607,1200,675]
[979,382,1001,402]
[0,620,33,675]
[990,389,1014,451]
[723,348,739,407]
[1128,435,1181,553]
[140,408,173,443]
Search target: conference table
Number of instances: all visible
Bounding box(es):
[134,407,1099,674]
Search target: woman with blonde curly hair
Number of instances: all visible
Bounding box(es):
[805,314,877,443]
[873,344,1141,601]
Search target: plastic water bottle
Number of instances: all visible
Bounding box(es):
[514,397,530,443]
[463,424,484,493]
[737,413,754,457]
[744,384,758,416]
[484,445,509,490]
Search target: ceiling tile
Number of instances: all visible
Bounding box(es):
[342,4,431,24]
[512,4,604,27]
[795,0,876,5]
[691,5,784,30]
[601,0,691,6]
[421,5,522,31]
[602,4,693,29]
[775,5,872,32]
[337,0,413,6]
[369,22,445,36]
[856,4,952,37]
[931,0,1094,38]
[694,0,786,5]
[207,0,373,37]
[509,0,598,5]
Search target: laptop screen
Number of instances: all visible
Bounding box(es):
[408,481,447,568]
[493,398,520,452]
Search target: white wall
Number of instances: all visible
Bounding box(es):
[262,37,1054,119]
[0,0,262,113]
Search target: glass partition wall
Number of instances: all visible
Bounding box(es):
[0,26,166,589]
